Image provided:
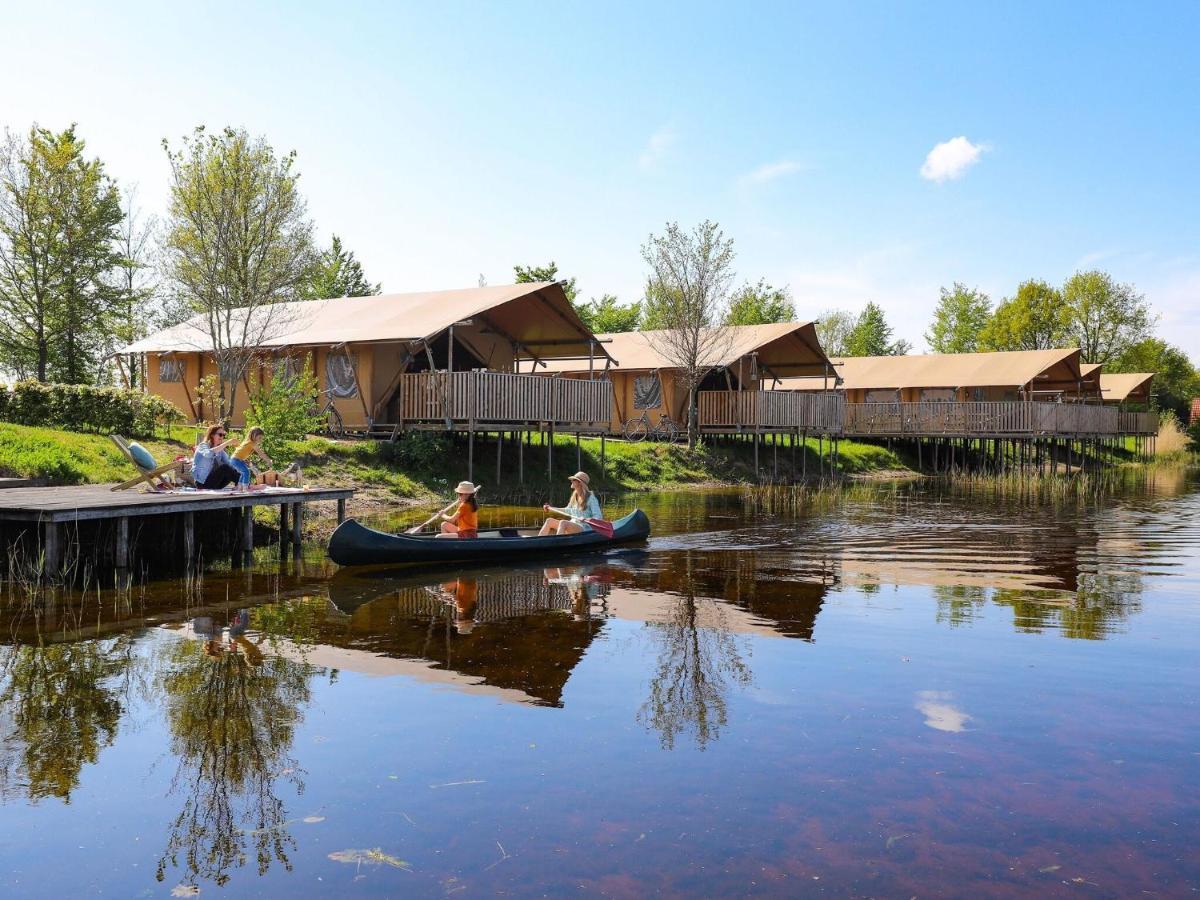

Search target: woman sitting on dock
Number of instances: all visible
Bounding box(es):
[539,471,602,536]
[192,424,241,490]
[436,481,480,539]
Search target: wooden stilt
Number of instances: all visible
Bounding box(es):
[496,431,503,485]
[182,511,195,564]
[242,505,255,556]
[519,430,525,484]
[43,521,60,578]
[114,516,129,569]
[468,427,475,482]
[291,503,302,557]
[279,503,290,558]
[600,435,606,481]
[336,498,346,524]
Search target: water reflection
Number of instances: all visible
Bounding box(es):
[156,614,329,887]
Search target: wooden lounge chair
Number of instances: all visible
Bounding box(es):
[109,435,190,492]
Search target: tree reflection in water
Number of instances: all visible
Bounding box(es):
[0,637,137,803]
[155,632,325,888]
[638,561,753,751]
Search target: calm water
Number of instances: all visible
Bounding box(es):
[1,472,1198,897]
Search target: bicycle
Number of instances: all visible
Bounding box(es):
[622,411,680,443]
[315,389,345,438]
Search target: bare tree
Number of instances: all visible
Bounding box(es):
[108,185,160,386]
[161,127,314,419]
[641,220,736,447]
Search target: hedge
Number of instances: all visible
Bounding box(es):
[0,381,185,438]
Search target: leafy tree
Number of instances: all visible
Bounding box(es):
[162,127,315,419]
[1110,338,1199,418]
[845,302,910,356]
[815,309,857,357]
[576,293,641,333]
[302,234,379,299]
[641,220,736,447]
[110,186,160,387]
[1063,270,1155,363]
[925,282,991,353]
[513,261,578,303]
[246,355,326,458]
[0,126,124,383]
[977,279,1070,351]
[724,279,795,326]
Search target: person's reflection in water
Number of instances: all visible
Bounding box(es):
[544,566,608,621]
[440,578,479,634]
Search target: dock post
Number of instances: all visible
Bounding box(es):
[114,516,129,569]
[336,498,346,524]
[576,431,581,472]
[600,435,606,481]
[519,430,525,484]
[496,432,502,485]
[279,503,290,557]
[802,431,808,480]
[182,512,195,566]
[548,424,554,484]
[291,503,303,557]
[468,427,475,482]
[43,521,60,578]
[242,504,255,558]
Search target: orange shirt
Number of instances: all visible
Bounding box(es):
[455,502,478,533]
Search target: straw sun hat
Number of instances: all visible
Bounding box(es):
[568,471,590,487]
[454,481,481,494]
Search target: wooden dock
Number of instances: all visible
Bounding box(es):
[0,485,353,577]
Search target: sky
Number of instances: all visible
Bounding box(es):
[2,0,1198,354]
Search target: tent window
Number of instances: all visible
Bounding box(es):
[865,389,900,403]
[920,388,955,402]
[633,374,663,410]
[274,356,304,386]
[158,358,185,383]
[326,351,359,398]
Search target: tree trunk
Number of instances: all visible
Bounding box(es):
[687,385,698,450]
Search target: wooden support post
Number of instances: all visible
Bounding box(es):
[291,503,303,557]
[576,431,581,472]
[753,430,760,477]
[802,431,808,480]
[496,431,503,485]
[468,426,475,482]
[43,521,60,578]
[336,498,346,524]
[242,503,255,555]
[519,430,525,484]
[279,502,290,557]
[600,435,606,481]
[773,433,778,481]
[548,423,554,484]
[917,439,922,471]
[114,516,129,569]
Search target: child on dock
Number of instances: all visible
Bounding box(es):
[231,427,273,488]
[436,481,480,539]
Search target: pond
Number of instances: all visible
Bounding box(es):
[0,471,1197,897]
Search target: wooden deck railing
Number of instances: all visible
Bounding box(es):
[1117,410,1158,435]
[697,390,844,433]
[841,401,1128,437]
[395,371,611,427]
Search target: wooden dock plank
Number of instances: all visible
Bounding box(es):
[0,485,354,523]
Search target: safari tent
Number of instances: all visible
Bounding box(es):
[543,322,841,435]
[1099,372,1154,407]
[121,282,614,434]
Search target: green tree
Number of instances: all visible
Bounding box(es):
[513,261,578,303]
[925,282,991,353]
[1110,338,1199,418]
[724,279,795,326]
[977,279,1070,351]
[110,186,160,387]
[0,126,124,383]
[302,234,379,299]
[162,127,315,418]
[640,220,737,447]
[815,309,857,357]
[1063,270,1155,363]
[576,293,641,333]
[247,355,326,457]
[845,302,910,356]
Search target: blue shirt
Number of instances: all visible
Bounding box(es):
[548,492,602,523]
[192,441,230,484]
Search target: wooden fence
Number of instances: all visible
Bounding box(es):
[697,390,845,433]
[1117,410,1158,435]
[394,371,612,428]
[840,400,1140,437]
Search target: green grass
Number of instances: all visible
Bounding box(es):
[0,423,190,484]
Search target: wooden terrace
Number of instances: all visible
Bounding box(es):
[697,390,844,435]
[841,401,1158,438]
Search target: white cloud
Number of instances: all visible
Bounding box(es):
[638,124,677,171]
[915,691,972,733]
[736,159,805,189]
[920,136,986,183]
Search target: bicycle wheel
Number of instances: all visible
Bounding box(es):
[661,420,680,443]
[327,405,345,438]
[623,417,648,442]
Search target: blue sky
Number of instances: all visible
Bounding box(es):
[3,1,1198,353]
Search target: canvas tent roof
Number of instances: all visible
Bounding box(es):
[120,282,611,361]
[1100,372,1154,403]
[782,348,1082,392]
[544,322,832,378]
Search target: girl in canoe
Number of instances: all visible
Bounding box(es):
[437,481,480,539]
[538,471,602,536]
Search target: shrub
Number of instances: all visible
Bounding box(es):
[0,382,184,438]
[246,356,326,460]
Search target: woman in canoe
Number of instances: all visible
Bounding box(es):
[538,471,602,536]
[436,481,480,539]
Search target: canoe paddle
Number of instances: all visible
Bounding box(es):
[405,489,482,534]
